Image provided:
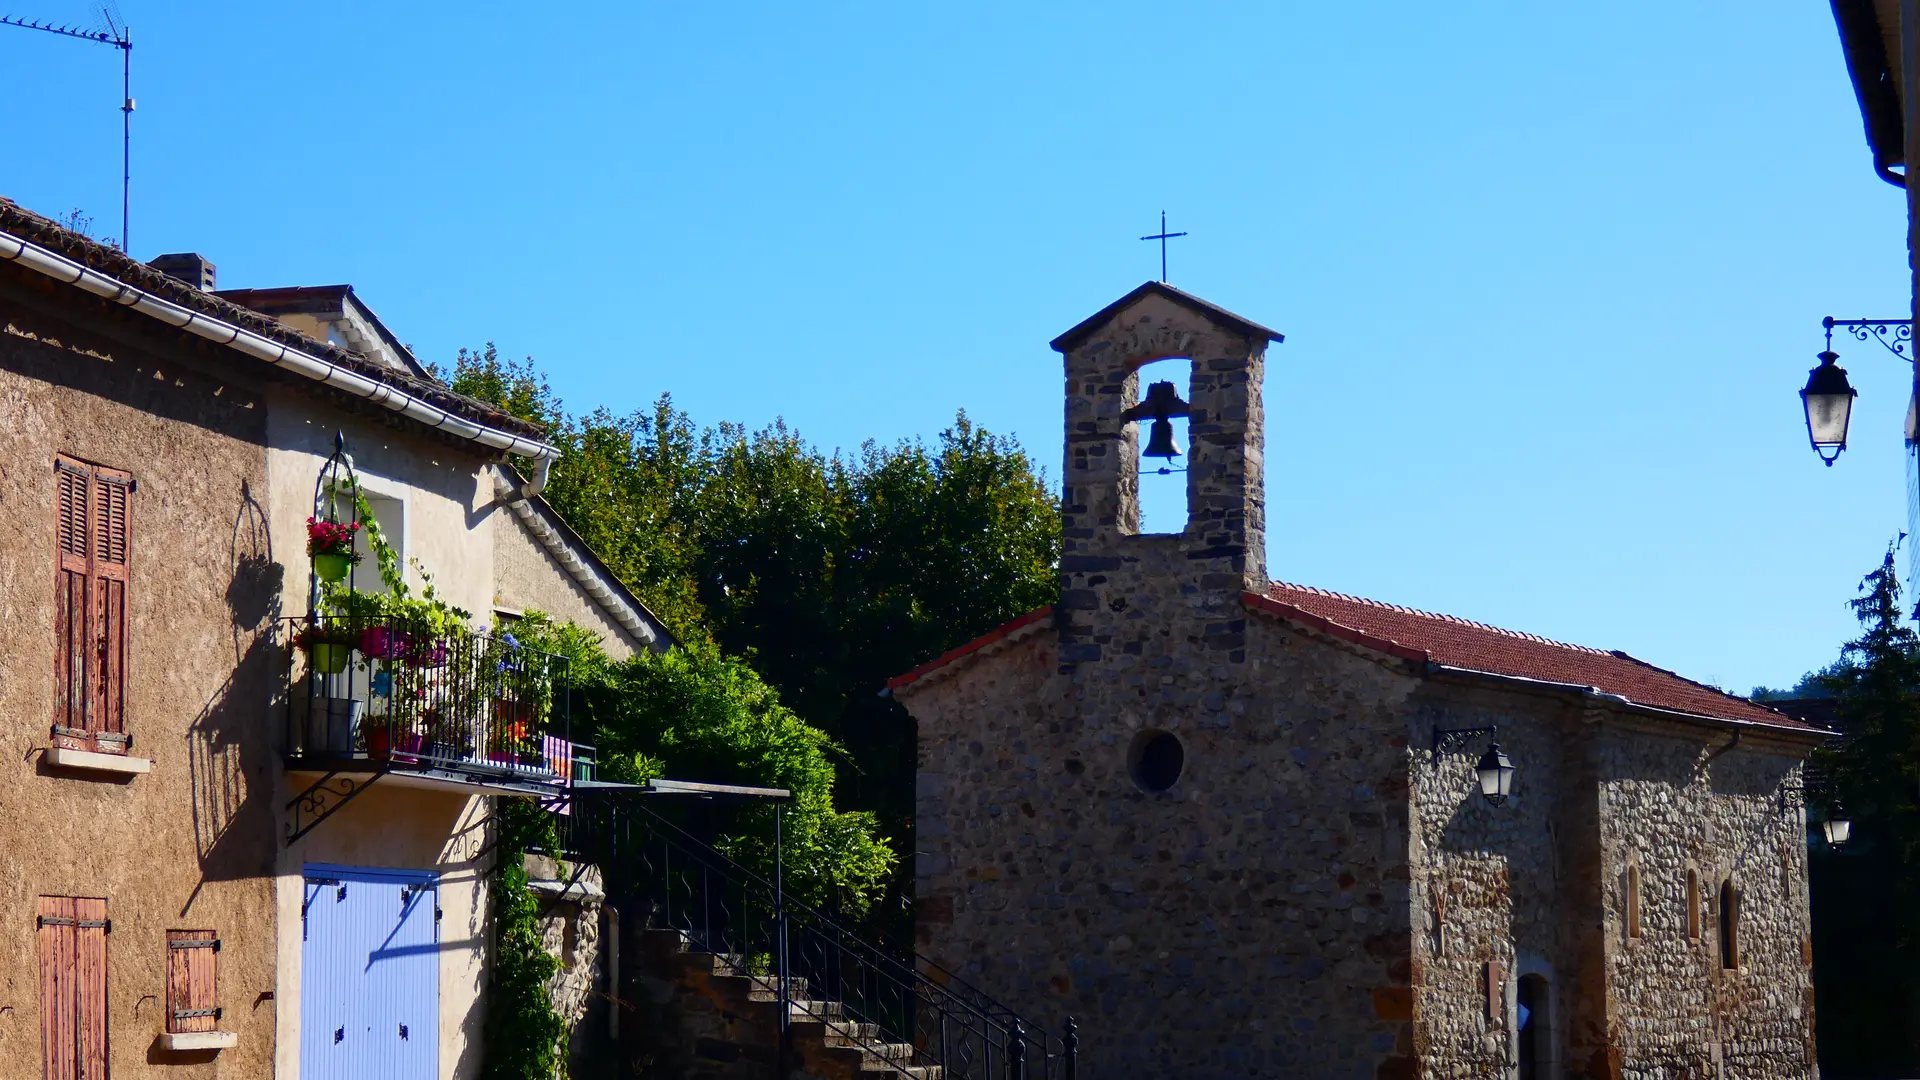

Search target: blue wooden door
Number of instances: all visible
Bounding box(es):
[301,866,439,1079]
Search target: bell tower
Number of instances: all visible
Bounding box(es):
[1049,282,1282,666]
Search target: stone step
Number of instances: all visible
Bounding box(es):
[820,1021,881,1044]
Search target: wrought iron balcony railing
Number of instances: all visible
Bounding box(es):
[279,615,589,791]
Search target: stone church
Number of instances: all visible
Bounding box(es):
[890,283,1825,1080]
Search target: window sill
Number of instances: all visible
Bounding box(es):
[44,747,152,776]
[160,1031,237,1052]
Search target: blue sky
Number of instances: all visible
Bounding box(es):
[1,1,1908,694]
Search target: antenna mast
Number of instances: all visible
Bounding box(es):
[0,8,133,250]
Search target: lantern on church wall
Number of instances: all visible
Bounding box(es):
[1475,743,1516,807]
[1821,800,1852,847]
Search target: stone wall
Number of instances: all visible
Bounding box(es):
[1592,727,1814,1080]
[909,609,1423,1080]
[1406,683,1819,1080]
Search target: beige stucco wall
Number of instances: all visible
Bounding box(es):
[492,501,641,661]
[264,394,506,1080]
[273,785,493,1080]
[0,267,279,1077]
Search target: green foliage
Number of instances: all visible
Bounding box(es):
[483,798,566,1080]
[509,612,895,913]
[318,490,473,638]
[1809,548,1920,1074]
[442,345,1060,845]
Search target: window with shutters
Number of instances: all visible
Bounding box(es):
[37,896,108,1080]
[166,931,220,1034]
[53,456,133,755]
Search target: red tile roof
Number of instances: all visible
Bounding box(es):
[1255,583,1814,731]
[885,607,1053,691]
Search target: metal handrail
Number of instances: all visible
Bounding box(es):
[280,615,581,782]
[583,800,1073,1079]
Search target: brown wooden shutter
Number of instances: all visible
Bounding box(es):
[51,457,132,755]
[165,931,220,1034]
[74,899,108,1080]
[53,462,90,744]
[38,896,108,1080]
[90,469,131,747]
[38,896,77,1080]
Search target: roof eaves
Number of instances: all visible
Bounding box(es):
[1426,662,1833,741]
[1050,281,1285,353]
[886,606,1054,692]
[0,200,546,443]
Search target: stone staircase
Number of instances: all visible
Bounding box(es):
[633,928,944,1080]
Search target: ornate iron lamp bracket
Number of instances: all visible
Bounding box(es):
[1824,316,1915,363]
[1430,725,1496,764]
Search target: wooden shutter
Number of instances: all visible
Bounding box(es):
[51,457,132,755]
[38,896,108,1080]
[166,931,220,1034]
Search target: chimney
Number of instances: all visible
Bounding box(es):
[149,252,216,291]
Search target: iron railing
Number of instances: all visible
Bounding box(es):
[577,799,1077,1080]
[280,615,590,785]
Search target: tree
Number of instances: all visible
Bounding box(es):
[1811,548,1920,1075]
[512,613,895,912]
[442,346,1060,840]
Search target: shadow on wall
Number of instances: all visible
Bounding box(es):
[184,481,283,903]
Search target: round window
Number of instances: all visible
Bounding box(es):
[1128,729,1184,793]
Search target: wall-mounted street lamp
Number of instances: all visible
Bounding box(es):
[1821,799,1853,848]
[1801,317,1911,465]
[1432,726,1516,807]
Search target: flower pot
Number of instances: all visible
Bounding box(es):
[367,726,391,759]
[312,552,353,583]
[308,641,352,675]
[394,732,426,762]
[296,696,362,755]
[360,626,407,659]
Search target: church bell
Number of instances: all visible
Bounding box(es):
[1143,417,1181,460]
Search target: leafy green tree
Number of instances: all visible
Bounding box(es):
[442,346,1060,917]
[511,614,895,913]
[1811,549,1920,1075]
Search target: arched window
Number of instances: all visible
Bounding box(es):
[1685,870,1701,941]
[1625,864,1642,940]
[1718,879,1739,969]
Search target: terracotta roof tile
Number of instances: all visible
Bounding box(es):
[1259,582,1812,730]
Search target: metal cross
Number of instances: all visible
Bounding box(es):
[1140,211,1187,283]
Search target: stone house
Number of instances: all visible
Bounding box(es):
[0,198,663,1078]
[891,282,1827,1079]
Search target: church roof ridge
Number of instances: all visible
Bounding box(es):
[1266,580,1613,657]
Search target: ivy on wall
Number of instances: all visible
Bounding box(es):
[484,797,567,1080]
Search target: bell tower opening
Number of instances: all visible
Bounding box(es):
[1130,357,1192,535]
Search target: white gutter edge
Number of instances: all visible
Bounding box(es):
[491,468,658,649]
[0,227,562,465]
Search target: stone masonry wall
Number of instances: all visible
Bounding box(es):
[909,610,1422,1080]
[1592,728,1813,1080]
[1406,684,1589,1080]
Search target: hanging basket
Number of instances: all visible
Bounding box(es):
[313,552,354,583]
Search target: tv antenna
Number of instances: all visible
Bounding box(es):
[0,4,133,250]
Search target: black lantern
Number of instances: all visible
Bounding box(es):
[1821,800,1852,847]
[1801,350,1857,466]
[1475,743,1516,806]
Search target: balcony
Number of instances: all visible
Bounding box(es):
[280,616,593,839]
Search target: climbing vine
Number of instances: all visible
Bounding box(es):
[483,797,567,1080]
